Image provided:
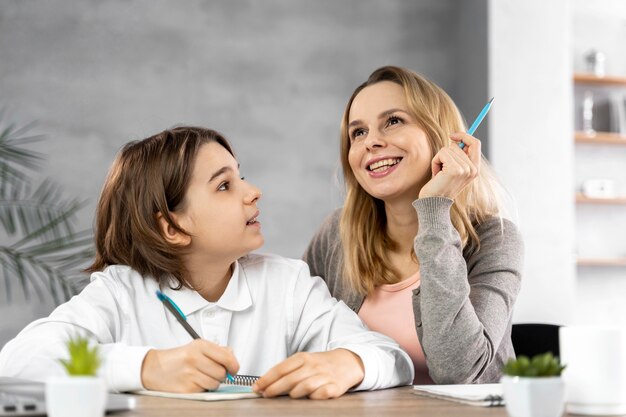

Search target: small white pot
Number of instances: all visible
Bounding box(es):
[501,375,565,417]
[46,376,107,417]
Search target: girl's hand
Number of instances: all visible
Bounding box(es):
[252,349,364,399]
[141,339,239,393]
[418,132,481,200]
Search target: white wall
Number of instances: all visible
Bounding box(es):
[488,0,575,325]
[571,0,626,326]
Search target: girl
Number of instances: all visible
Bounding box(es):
[304,66,524,385]
[0,126,413,399]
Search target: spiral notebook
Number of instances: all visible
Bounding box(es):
[134,375,261,402]
[412,383,504,407]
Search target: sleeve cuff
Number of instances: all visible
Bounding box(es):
[412,197,454,229]
[336,344,413,391]
[338,345,379,391]
[102,345,152,392]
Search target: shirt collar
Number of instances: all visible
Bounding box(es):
[161,260,252,317]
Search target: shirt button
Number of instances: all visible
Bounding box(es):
[205,310,214,318]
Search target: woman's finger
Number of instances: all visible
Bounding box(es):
[450,132,482,168]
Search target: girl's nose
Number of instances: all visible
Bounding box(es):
[244,182,261,204]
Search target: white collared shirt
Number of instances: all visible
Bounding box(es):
[0,253,413,392]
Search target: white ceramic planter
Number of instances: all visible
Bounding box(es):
[501,375,565,417]
[46,376,107,417]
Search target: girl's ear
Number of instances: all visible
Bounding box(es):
[156,212,192,247]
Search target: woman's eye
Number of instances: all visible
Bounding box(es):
[350,128,366,141]
[386,115,403,127]
[218,181,230,191]
[240,176,245,181]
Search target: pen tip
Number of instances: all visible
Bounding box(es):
[489,97,494,103]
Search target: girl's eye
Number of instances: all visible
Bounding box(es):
[218,181,230,191]
[240,176,245,181]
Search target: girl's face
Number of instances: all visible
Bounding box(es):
[175,142,263,262]
[347,81,433,204]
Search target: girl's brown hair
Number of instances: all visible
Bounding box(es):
[86,126,234,288]
[339,66,503,295]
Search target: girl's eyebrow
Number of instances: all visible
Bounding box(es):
[209,163,240,183]
[348,108,409,128]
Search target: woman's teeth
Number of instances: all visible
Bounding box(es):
[368,158,401,172]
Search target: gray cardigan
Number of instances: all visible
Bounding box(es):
[303,197,523,384]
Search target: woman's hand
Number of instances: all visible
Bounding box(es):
[252,349,364,399]
[418,132,481,200]
[141,339,239,393]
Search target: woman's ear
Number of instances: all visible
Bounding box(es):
[156,212,192,247]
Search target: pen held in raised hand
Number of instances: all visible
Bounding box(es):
[459,97,494,149]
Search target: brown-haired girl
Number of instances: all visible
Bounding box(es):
[0,126,413,398]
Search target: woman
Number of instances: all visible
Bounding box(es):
[304,66,523,384]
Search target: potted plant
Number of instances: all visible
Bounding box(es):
[45,334,106,417]
[501,352,566,417]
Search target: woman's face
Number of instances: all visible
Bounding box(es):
[347,81,433,204]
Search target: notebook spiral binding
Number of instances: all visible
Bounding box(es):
[224,375,260,386]
[484,394,504,407]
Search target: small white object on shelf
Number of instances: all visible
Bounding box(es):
[582,178,616,199]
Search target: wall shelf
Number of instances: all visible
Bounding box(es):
[576,193,626,205]
[577,258,626,267]
[574,73,626,86]
[575,131,626,145]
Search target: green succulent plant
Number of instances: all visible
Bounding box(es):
[503,352,566,377]
[59,335,101,376]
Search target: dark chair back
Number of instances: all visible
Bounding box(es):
[511,323,562,358]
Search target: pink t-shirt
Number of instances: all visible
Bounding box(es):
[358,272,434,385]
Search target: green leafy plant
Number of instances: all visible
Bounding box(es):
[0,112,94,304]
[59,335,101,376]
[503,352,566,377]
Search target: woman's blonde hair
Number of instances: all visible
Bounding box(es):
[339,66,503,295]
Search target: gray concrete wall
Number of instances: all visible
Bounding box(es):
[455,0,489,154]
[0,0,461,344]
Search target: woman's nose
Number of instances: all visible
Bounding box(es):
[364,130,386,151]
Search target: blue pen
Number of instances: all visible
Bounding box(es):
[459,97,494,149]
[156,290,235,383]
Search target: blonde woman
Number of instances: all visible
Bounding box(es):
[304,66,523,384]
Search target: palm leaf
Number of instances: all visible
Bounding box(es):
[0,180,86,240]
[0,115,94,304]
[0,117,44,190]
[0,229,94,304]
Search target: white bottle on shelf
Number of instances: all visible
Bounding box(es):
[582,90,595,135]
